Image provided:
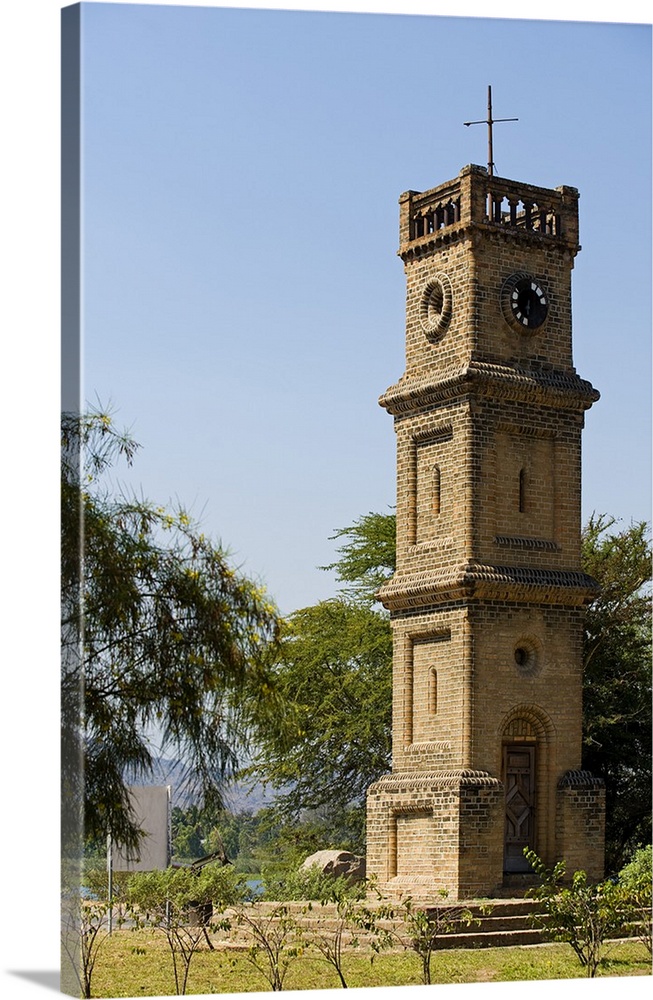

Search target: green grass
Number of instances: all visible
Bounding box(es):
[89,930,651,998]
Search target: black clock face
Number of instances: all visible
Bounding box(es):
[501,272,549,333]
[510,278,548,330]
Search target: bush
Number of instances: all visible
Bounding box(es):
[235,903,306,991]
[84,866,132,903]
[128,864,247,995]
[261,863,364,902]
[618,844,652,954]
[525,849,627,977]
[619,843,652,885]
[386,892,478,985]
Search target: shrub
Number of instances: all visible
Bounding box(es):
[525,849,627,977]
[235,903,306,991]
[261,863,363,902]
[387,892,477,985]
[128,864,247,995]
[618,844,652,954]
[84,866,131,903]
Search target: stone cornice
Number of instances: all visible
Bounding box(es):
[558,769,605,789]
[399,224,469,261]
[399,219,580,263]
[369,769,502,791]
[379,361,600,415]
[377,563,600,611]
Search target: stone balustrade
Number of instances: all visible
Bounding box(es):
[399,164,580,255]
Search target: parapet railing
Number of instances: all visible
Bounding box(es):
[411,196,462,238]
[483,179,564,237]
[400,166,579,251]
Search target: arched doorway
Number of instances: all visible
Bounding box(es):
[503,742,536,872]
[500,707,555,873]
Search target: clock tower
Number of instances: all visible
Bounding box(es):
[366,164,605,900]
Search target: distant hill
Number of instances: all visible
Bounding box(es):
[127,757,274,814]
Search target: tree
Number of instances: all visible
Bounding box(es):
[581,515,652,871]
[171,804,212,861]
[128,864,246,995]
[60,895,128,1000]
[300,883,392,989]
[525,849,628,978]
[321,511,396,605]
[171,804,266,870]
[204,810,262,871]
[248,599,392,843]
[387,893,477,985]
[61,409,281,853]
[235,903,306,992]
[246,513,393,842]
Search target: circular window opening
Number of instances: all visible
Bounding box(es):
[513,638,541,677]
[419,274,453,339]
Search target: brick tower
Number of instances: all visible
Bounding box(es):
[366,164,605,901]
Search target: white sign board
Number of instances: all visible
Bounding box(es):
[111,785,171,871]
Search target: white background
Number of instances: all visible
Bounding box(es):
[1,3,650,1000]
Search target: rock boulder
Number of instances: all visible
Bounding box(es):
[300,849,366,884]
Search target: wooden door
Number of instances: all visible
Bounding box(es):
[503,744,536,872]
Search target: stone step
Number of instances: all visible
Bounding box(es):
[448,913,543,934]
[213,897,551,953]
[211,900,644,954]
[423,899,547,948]
[437,927,546,949]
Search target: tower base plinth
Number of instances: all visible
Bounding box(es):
[366,768,606,902]
[555,770,606,883]
[366,770,505,902]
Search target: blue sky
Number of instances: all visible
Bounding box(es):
[0,4,650,1000]
[75,2,652,615]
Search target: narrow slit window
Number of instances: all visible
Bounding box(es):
[429,668,438,715]
[518,468,526,513]
[433,465,441,516]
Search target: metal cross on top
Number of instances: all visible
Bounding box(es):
[464,85,518,177]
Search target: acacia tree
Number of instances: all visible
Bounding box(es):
[248,598,392,847]
[321,511,396,604]
[245,513,393,845]
[62,410,281,853]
